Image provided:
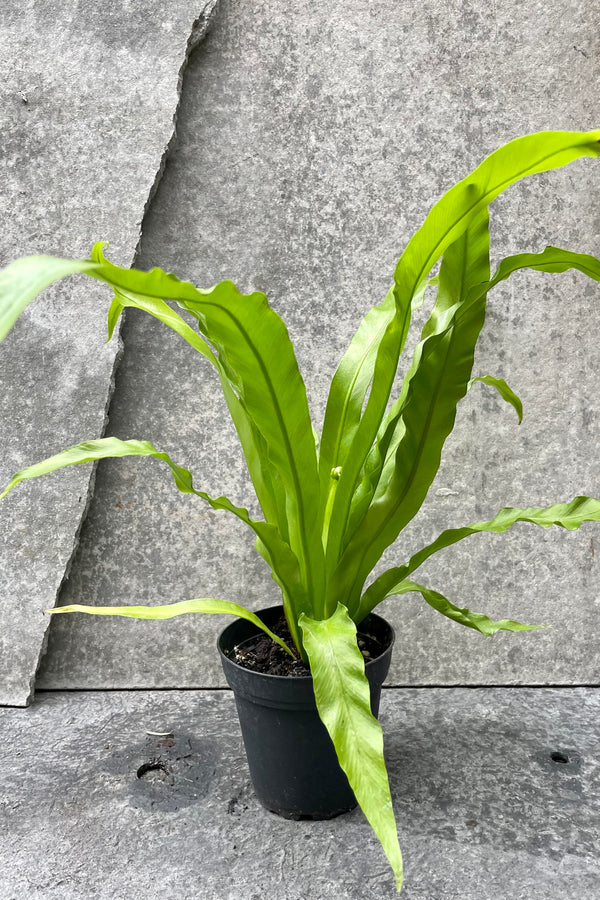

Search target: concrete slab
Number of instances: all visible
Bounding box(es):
[0,687,598,898]
[37,0,600,689]
[0,1,218,705]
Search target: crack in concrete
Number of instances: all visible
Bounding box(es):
[27,2,220,708]
[138,1,219,234]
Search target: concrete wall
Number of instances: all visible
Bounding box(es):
[7,0,600,692]
[0,0,218,705]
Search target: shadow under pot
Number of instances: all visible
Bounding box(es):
[218,604,395,820]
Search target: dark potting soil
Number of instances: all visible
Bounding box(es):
[227,615,384,677]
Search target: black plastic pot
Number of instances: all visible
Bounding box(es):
[218,605,394,820]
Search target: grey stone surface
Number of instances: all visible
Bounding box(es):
[0,1,218,705]
[37,0,600,689]
[1,687,598,898]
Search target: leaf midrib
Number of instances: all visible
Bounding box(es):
[201,299,319,601]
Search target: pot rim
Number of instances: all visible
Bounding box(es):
[217,603,395,683]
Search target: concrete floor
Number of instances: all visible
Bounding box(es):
[1,687,598,899]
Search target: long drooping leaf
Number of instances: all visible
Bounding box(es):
[0,248,281,529]
[375,245,600,500]
[328,209,491,615]
[393,130,600,312]
[359,496,600,618]
[299,604,403,892]
[0,247,325,615]
[0,436,308,651]
[93,243,311,568]
[388,134,600,426]
[377,579,544,636]
[93,246,323,611]
[46,598,295,657]
[468,375,523,423]
[96,250,282,526]
[176,312,323,609]
[334,243,600,617]
[382,198,492,469]
[94,248,286,536]
[320,131,600,590]
[381,243,600,523]
[371,243,600,537]
[343,208,492,560]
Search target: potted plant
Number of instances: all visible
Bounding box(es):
[1,129,600,892]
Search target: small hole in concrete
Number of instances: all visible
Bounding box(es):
[137,760,169,780]
[550,751,569,764]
